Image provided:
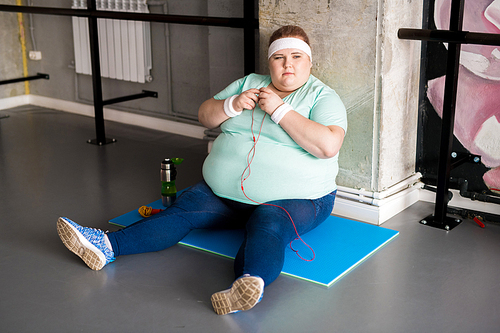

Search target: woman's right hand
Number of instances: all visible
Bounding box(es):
[198,88,261,129]
[232,88,261,112]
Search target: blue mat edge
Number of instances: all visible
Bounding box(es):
[177,230,399,288]
[322,231,399,287]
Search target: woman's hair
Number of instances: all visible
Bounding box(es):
[268,25,310,46]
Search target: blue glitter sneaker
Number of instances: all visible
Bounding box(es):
[57,217,115,270]
[211,274,265,315]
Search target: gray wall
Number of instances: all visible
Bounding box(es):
[0,0,25,99]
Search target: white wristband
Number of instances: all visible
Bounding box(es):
[223,95,241,118]
[271,103,293,124]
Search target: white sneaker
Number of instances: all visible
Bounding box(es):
[211,275,264,315]
[57,217,115,270]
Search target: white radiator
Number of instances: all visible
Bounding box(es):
[71,0,152,83]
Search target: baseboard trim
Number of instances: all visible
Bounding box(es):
[334,185,421,225]
[334,183,500,225]
[0,95,30,110]
[3,94,206,140]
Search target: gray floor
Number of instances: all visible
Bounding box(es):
[1,106,500,333]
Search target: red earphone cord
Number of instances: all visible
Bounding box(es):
[240,108,315,262]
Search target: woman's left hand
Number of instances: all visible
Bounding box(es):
[257,87,284,116]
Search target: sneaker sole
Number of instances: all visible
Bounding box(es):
[211,276,264,315]
[57,217,106,270]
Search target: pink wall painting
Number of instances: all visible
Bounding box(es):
[427,0,500,193]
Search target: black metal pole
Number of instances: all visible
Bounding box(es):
[0,73,49,86]
[398,29,500,46]
[87,0,112,146]
[433,0,465,224]
[243,0,256,75]
[103,90,158,106]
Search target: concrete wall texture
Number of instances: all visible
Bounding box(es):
[260,0,422,191]
[0,0,423,193]
[377,0,422,191]
[0,0,25,99]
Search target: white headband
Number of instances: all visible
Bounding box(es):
[267,37,312,61]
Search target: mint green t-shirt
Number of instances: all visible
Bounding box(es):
[202,73,347,205]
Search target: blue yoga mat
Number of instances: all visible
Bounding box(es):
[110,198,399,287]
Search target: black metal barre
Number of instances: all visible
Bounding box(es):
[399,28,500,46]
[0,73,49,120]
[0,3,258,75]
[103,90,157,106]
[0,4,258,29]
[0,1,258,145]
[397,0,492,231]
[0,3,258,74]
[0,73,49,86]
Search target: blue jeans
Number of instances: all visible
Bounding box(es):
[107,180,336,286]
